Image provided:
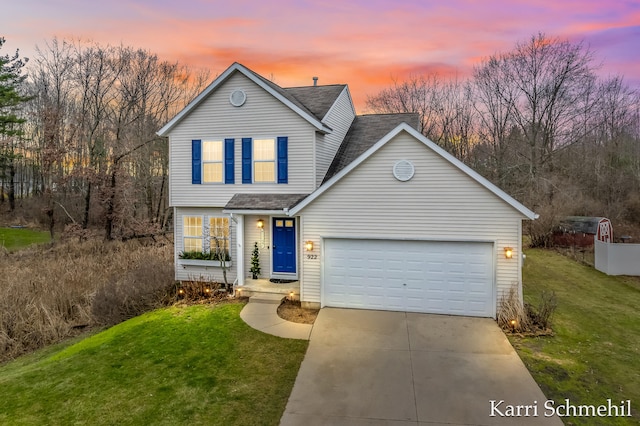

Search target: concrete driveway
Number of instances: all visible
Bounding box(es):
[281,308,562,425]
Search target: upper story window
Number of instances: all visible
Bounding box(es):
[203,140,223,183]
[242,136,288,184]
[253,138,275,182]
[192,136,287,185]
[192,139,235,185]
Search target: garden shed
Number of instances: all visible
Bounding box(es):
[553,216,610,247]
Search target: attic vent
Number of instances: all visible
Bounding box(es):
[393,160,415,182]
[229,89,247,107]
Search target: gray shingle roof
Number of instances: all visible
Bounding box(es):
[284,85,347,120]
[241,65,345,122]
[323,113,421,183]
[224,193,309,210]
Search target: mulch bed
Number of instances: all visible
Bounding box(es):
[277,298,319,324]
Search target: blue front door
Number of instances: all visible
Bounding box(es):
[273,218,296,274]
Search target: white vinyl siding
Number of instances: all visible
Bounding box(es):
[243,214,271,279]
[315,86,355,186]
[174,207,237,283]
[298,131,525,311]
[168,72,317,207]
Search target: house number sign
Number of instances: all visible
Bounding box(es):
[306,254,318,260]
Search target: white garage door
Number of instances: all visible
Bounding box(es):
[323,239,494,317]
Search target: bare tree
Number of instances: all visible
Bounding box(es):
[366,73,477,161]
[472,56,519,188]
[26,38,76,237]
[21,38,209,238]
[501,33,596,180]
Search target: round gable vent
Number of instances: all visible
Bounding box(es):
[229,89,246,107]
[393,160,415,181]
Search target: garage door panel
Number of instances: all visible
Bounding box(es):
[324,239,494,317]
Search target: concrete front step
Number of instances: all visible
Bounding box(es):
[249,293,286,304]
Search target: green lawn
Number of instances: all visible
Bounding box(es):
[0,303,308,425]
[0,227,51,251]
[513,249,640,425]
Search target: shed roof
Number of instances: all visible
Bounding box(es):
[224,193,309,211]
[557,216,607,234]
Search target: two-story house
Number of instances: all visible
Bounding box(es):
[157,63,537,318]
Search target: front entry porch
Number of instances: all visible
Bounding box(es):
[235,278,300,299]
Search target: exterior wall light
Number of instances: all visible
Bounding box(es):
[305,241,314,251]
[504,247,513,259]
[257,219,264,229]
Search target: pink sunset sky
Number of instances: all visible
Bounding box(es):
[2,0,639,112]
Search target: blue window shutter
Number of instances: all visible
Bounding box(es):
[242,137,252,183]
[277,136,288,184]
[224,138,234,184]
[191,139,202,184]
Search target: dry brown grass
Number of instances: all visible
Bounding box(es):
[498,284,557,335]
[497,286,530,332]
[0,238,175,363]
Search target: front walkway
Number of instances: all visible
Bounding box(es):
[239,293,313,340]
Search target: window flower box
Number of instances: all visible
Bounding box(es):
[179,259,232,268]
[178,251,231,268]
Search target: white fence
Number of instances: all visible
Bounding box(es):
[595,239,640,276]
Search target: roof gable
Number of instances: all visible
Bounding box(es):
[157,63,333,136]
[290,123,537,220]
[323,113,420,183]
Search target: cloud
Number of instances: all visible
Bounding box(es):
[2,0,639,112]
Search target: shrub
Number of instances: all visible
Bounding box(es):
[179,250,230,261]
[174,277,225,303]
[525,291,557,330]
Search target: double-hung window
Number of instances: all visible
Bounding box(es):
[241,136,288,184]
[192,139,234,184]
[209,217,230,260]
[253,138,276,182]
[182,215,231,260]
[183,216,203,252]
[202,140,223,183]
